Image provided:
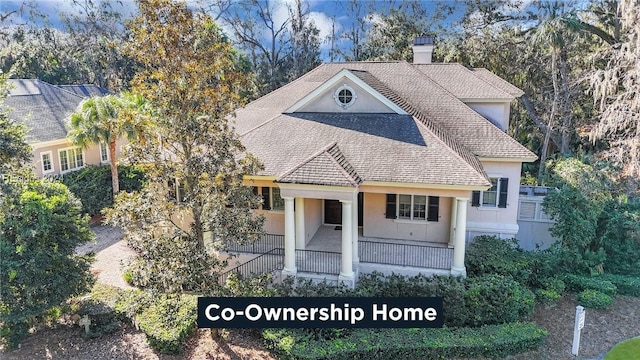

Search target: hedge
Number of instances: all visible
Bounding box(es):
[564,274,617,295]
[578,289,614,309]
[263,322,547,360]
[90,284,196,354]
[600,274,640,297]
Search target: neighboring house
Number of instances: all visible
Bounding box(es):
[230,37,537,285]
[4,79,117,178]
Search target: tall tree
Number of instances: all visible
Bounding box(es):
[107,0,263,293]
[590,0,640,182]
[68,93,148,195]
[0,71,31,175]
[287,0,321,79]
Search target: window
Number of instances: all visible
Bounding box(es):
[333,84,356,108]
[472,177,509,208]
[271,187,285,211]
[100,143,109,163]
[385,194,438,221]
[518,200,551,222]
[41,151,53,173]
[58,147,84,172]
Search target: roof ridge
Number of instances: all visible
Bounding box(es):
[325,144,362,186]
[276,142,338,180]
[350,69,489,182]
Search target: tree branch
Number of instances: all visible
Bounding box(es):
[519,95,562,149]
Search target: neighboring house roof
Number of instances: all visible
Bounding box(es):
[4,79,108,144]
[235,61,535,188]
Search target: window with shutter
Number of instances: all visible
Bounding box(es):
[385,194,397,219]
[498,178,509,208]
[427,196,439,221]
[261,187,271,210]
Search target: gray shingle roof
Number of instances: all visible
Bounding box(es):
[414,63,514,100]
[4,79,107,144]
[277,143,362,187]
[57,84,109,98]
[471,68,525,97]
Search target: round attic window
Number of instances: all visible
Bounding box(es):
[334,85,356,108]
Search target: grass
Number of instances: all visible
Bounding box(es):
[604,337,640,360]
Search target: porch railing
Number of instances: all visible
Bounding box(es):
[295,249,341,275]
[359,240,452,270]
[218,247,285,286]
[225,233,284,254]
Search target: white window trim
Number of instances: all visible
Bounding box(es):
[40,151,54,174]
[58,146,85,174]
[478,175,503,210]
[333,84,357,109]
[100,142,110,163]
[394,194,428,222]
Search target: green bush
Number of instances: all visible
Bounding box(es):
[578,289,613,309]
[600,274,640,297]
[598,201,640,276]
[534,277,566,304]
[466,236,536,280]
[263,322,547,359]
[61,165,146,216]
[90,284,196,354]
[564,274,617,295]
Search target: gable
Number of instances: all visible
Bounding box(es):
[296,77,397,113]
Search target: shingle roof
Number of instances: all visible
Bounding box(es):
[414,63,514,100]
[471,68,525,97]
[4,79,87,144]
[57,84,109,98]
[236,61,536,187]
[277,143,362,187]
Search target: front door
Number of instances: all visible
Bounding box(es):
[324,200,342,224]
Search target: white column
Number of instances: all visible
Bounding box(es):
[451,198,468,276]
[282,196,297,275]
[295,197,305,250]
[448,197,457,248]
[339,200,354,280]
[352,192,359,264]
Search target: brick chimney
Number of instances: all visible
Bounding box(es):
[412,36,434,64]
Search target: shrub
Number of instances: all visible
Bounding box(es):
[466,236,535,281]
[534,277,566,304]
[264,322,547,359]
[61,165,146,216]
[578,289,613,309]
[599,274,640,297]
[564,274,617,295]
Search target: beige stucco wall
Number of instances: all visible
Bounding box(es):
[466,161,522,240]
[298,78,396,113]
[467,102,510,131]
[304,198,322,244]
[31,138,125,178]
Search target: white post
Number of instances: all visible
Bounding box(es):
[339,200,354,280]
[282,197,297,275]
[451,198,468,276]
[572,305,585,356]
[448,197,457,248]
[352,192,359,264]
[295,197,305,250]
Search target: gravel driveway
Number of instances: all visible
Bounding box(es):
[77,225,135,289]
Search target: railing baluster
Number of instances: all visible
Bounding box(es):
[359,240,452,270]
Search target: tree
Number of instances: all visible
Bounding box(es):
[590,0,640,182]
[0,71,31,175]
[68,93,148,195]
[107,0,263,293]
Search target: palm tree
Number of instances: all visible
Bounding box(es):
[68,92,149,195]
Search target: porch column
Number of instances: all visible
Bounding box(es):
[352,192,359,264]
[295,197,305,250]
[451,198,468,277]
[282,196,297,275]
[448,197,457,248]
[339,200,354,280]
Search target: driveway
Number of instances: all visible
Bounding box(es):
[76,225,135,289]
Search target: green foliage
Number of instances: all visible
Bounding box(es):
[264,322,547,360]
[466,236,536,281]
[600,274,640,297]
[578,289,613,309]
[0,179,95,349]
[564,274,617,295]
[534,277,566,304]
[61,164,146,216]
[597,200,640,276]
[90,284,196,354]
[0,72,32,173]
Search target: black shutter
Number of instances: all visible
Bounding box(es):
[385,194,397,219]
[471,191,480,207]
[167,178,177,202]
[252,186,258,196]
[427,196,439,221]
[261,187,271,210]
[498,178,509,208]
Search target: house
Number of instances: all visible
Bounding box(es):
[230,37,537,285]
[4,79,116,178]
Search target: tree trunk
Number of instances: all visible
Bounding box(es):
[538,49,560,184]
[109,138,119,194]
[559,47,572,154]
